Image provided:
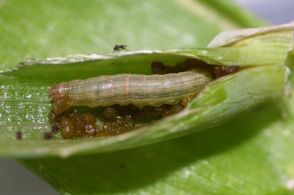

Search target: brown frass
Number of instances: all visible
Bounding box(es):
[49,59,240,139]
[113,44,127,52]
[213,65,240,78]
[43,132,54,140]
[15,131,22,140]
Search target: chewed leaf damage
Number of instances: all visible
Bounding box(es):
[48,58,240,139]
[0,23,292,157]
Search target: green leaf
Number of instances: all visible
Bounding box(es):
[21,105,294,194]
[1,24,292,157]
[0,0,226,158]
[1,0,294,195]
[0,0,228,69]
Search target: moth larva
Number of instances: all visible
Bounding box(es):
[50,69,212,114]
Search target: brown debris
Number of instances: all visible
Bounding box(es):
[162,104,184,117]
[15,131,22,140]
[151,61,171,74]
[43,132,54,140]
[51,123,60,134]
[213,65,240,78]
[49,59,240,139]
[57,112,98,139]
[113,44,127,51]
[102,107,118,121]
[51,102,186,139]
[102,115,134,135]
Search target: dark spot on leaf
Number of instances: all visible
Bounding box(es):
[51,123,60,134]
[103,107,118,121]
[151,61,167,74]
[213,65,240,78]
[113,44,127,51]
[43,132,54,140]
[15,131,22,140]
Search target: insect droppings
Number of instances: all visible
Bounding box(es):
[43,132,54,140]
[113,44,127,51]
[49,59,243,139]
[103,107,118,121]
[15,131,22,140]
[213,65,240,78]
[151,61,170,74]
[56,112,98,138]
[51,123,60,134]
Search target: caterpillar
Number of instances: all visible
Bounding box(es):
[50,69,212,115]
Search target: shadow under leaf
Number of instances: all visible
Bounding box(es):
[21,102,282,194]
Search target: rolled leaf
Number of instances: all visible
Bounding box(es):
[0,23,293,158]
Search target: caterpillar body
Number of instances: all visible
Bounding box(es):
[50,69,212,114]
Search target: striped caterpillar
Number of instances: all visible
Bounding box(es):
[50,69,212,115]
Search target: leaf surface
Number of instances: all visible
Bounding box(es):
[1,0,294,194]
